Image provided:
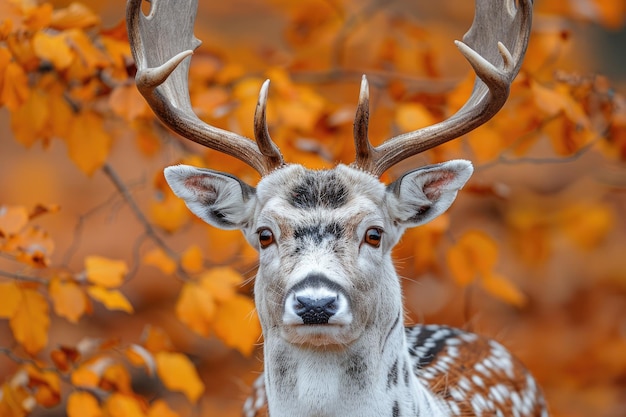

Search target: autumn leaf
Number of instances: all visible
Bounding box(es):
[150,193,190,233]
[446,230,499,286]
[50,2,100,30]
[9,88,49,147]
[109,84,151,121]
[0,281,21,318]
[181,245,204,274]
[125,344,156,376]
[67,391,102,417]
[0,205,29,237]
[199,267,243,303]
[49,277,88,323]
[212,294,260,356]
[481,273,527,307]
[9,287,50,355]
[65,110,112,176]
[104,393,146,417]
[85,256,128,288]
[1,61,30,111]
[155,352,205,403]
[175,282,215,336]
[147,400,179,417]
[395,102,436,132]
[32,31,74,70]
[142,248,177,275]
[87,286,133,313]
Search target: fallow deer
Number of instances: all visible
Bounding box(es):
[127,0,549,415]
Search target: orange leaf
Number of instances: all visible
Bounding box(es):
[147,400,179,417]
[175,282,215,336]
[10,88,48,147]
[65,111,112,176]
[150,193,190,233]
[446,230,499,286]
[0,281,21,318]
[1,61,29,111]
[32,31,73,70]
[85,256,127,288]
[395,103,436,132]
[86,286,133,313]
[142,248,177,275]
[104,393,146,417]
[199,267,243,303]
[212,294,260,357]
[5,226,55,267]
[141,326,174,354]
[49,277,88,323]
[559,203,613,250]
[467,125,504,162]
[9,288,49,355]
[0,205,29,237]
[109,84,150,121]
[155,352,205,403]
[125,344,156,376]
[181,245,204,274]
[481,273,527,307]
[50,2,100,30]
[67,391,102,417]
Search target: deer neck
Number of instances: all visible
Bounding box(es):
[262,311,450,417]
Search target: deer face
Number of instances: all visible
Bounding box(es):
[164,160,472,348]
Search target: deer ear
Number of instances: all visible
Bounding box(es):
[387,160,473,227]
[164,165,256,230]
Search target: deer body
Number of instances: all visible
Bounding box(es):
[127,0,548,415]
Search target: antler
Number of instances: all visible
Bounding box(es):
[353,0,533,177]
[126,0,284,175]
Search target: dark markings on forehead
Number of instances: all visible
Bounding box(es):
[293,222,344,245]
[289,171,348,209]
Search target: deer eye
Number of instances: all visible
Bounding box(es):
[258,228,275,249]
[364,227,382,248]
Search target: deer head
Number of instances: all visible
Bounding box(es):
[126,0,531,366]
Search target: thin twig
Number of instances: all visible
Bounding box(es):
[0,270,48,285]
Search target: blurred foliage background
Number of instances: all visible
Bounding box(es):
[0,0,625,416]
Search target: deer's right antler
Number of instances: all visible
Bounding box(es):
[126,0,284,176]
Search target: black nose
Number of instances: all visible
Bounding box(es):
[294,296,338,325]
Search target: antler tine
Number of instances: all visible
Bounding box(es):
[126,0,284,175]
[354,0,533,177]
[254,80,284,168]
[354,75,373,163]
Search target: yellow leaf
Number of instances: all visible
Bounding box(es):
[446,230,499,286]
[71,367,99,388]
[65,29,110,71]
[87,286,133,313]
[67,391,102,417]
[175,282,215,336]
[481,273,527,307]
[85,256,127,288]
[181,245,204,274]
[104,393,146,417]
[142,248,177,275]
[394,103,436,132]
[5,226,55,267]
[10,89,49,147]
[150,193,190,233]
[49,278,88,323]
[467,125,504,162]
[109,84,150,122]
[155,352,205,403]
[199,267,243,303]
[205,227,245,264]
[559,203,613,250]
[0,282,21,318]
[0,205,29,237]
[147,400,179,417]
[141,326,174,354]
[212,294,260,357]
[50,2,100,30]
[32,31,74,70]
[66,111,112,176]
[9,288,49,355]
[1,61,30,111]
